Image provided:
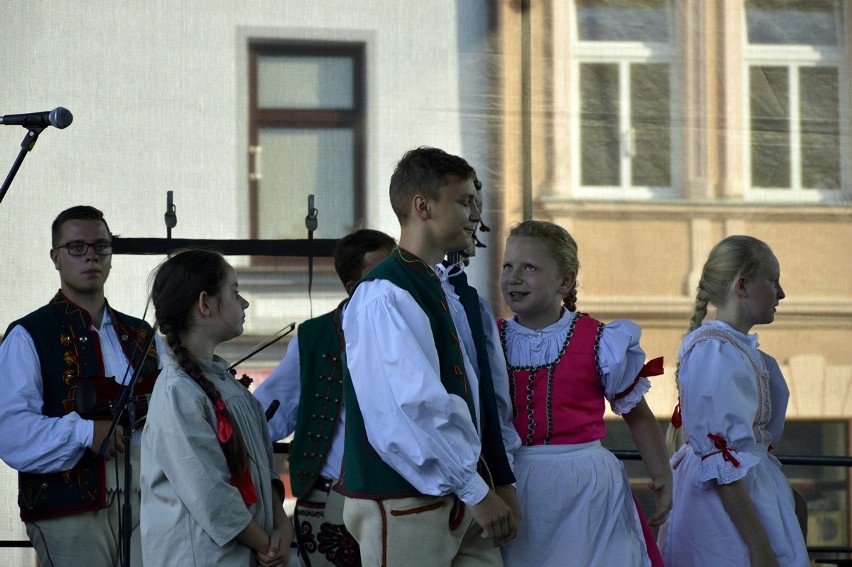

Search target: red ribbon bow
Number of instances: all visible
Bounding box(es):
[214,400,257,505]
[670,403,682,429]
[702,433,741,467]
[639,356,665,378]
[614,356,665,400]
[215,400,233,443]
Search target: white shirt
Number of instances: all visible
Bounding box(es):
[343,274,490,506]
[252,332,347,481]
[501,309,651,415]
[0,308,159,473]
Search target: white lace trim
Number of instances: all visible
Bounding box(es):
[609,377,651,416]
[694,448,761,489]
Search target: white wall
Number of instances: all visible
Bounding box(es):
[0,1,491,556]
[0,0,493,332]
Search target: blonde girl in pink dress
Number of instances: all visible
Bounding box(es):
[498,220,671,567]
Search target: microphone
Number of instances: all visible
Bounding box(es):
[0,107,73,129]
[265,399,281,422]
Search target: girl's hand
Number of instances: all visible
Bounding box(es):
[256,524,293,566]
[647,475,673,526]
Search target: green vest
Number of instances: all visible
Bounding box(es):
[288,303,345,497]
[5,291,158,521]
[338,248,476,498]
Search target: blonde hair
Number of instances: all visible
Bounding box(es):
[686,235,773,333]
[667,235,775,453]
[508,220,579,311]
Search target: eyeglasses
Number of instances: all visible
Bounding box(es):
[54,241,113,256]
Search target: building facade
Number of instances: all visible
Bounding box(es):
[0,0,850,559]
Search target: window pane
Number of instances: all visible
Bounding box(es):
[581,63,620,186]
[577,0,670,42]
[257,128,354,239]
[773,421,849,548]
[800,67,840,189]
[750,66,790,188]
[746,0,838,46]
[631,63,670,186]
[258,55,354,109]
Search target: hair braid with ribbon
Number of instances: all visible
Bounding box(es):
[152,249,252,487]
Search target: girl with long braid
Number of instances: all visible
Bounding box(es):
[658,235,808,566]
[141,249,292,566]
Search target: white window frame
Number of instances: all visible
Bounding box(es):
[568,0,681,201]
[742,2,848,204]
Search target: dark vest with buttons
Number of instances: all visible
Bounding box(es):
[449,269,515,487]
[288,302,345,498]
[4,291,158,521]
[338,248,477,498]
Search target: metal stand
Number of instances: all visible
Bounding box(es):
[0,127,43,205]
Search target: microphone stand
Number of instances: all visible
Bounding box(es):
[0,127,43,205]
[98,328,158,567]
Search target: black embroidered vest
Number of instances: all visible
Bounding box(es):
[449,269,515,487]
[5,291,157,521]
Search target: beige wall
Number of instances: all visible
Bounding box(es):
[494,0,852,420]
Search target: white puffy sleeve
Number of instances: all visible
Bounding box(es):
[679,338,763,488]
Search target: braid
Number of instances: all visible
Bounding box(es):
[562,281,578,312]
[152,249,252,482]
[674,284,710,391]
[669,235,774,454]
[164,327,250,480]
[668,284,710,455]
[687,285,710,334]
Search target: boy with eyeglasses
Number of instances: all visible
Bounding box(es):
[0,205,159,566]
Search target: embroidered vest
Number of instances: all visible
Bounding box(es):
[288,304,345,497]
[500,313,607,446]
[338,248,475,498]
[449,270,515,486]
[5,291,158,521]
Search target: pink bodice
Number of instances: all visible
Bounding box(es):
[499,314,607,445]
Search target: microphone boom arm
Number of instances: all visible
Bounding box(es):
[0,127,44,206]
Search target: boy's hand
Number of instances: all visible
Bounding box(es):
[468,490,517,546]
[494,484,522,528]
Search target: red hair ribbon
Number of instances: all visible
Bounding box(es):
[702,433,740,467]
[670,404,682,429]
[231,469,258,505]
[214,400,233,443]
[214,400,258,505]
[613,356,665,400]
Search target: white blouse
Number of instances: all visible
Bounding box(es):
[677,319,789,487]
[500,309,652,415]
[343,276,490,506]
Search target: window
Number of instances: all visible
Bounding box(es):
[744,0,846,201]
[248,42,365,243]
[571,0,679,199]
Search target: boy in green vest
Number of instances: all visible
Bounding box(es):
[254,228,395,566]
[338,147,518,566]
